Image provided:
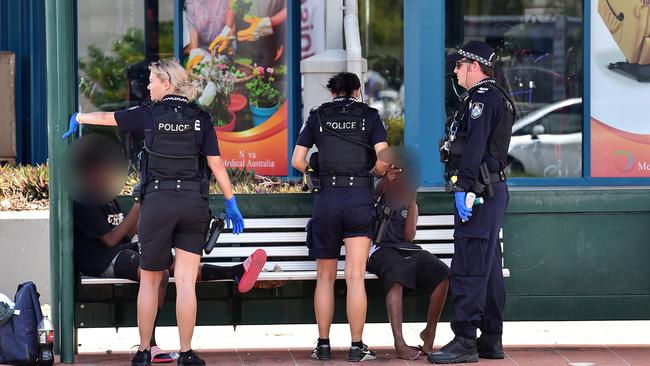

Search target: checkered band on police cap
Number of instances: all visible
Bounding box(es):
[447,40,496,68]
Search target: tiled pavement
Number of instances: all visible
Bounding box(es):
[64,345,650,365]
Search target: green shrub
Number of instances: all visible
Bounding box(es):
[0,164,49,210]
[386,116,404,146]
[1,164,305,211]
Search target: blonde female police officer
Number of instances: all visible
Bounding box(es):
[429,41,515,364]
[63,59,245,366]
[292,72,389,362]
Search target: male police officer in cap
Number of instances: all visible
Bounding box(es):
[429,41,515,364]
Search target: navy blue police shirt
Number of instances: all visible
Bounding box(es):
[114,95,220,157]
[296,97,387,175]
[456,79,505,191]
[73,199,132,276]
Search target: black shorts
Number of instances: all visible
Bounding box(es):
[138,190,210,271]
[97,247,140,282]
[114,248,140,281]
[307,187,374,259]
[367,247,450,294]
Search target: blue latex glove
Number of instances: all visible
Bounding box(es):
[225,196,245,234]
[454,191,472,222]
[62,113,79,138]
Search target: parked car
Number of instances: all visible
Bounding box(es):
[507,98,582,177]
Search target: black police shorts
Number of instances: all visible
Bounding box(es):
[306,187,374,259]
[138,190,209,271]
[367,247,450,294]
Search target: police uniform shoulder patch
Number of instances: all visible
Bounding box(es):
[470,102,484,119]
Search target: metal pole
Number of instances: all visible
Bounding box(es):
[45,0,76,362]
[287,0,301,177]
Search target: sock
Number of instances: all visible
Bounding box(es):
[150,308,162,347]
[317,338,330,347]
[200,264,244,281]
[351,341,364,349]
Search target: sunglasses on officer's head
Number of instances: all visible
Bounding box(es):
[152,59,172,81]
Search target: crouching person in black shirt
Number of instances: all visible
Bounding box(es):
[367,167,450,360]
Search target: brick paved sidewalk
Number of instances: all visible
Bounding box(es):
[65,345,650,365]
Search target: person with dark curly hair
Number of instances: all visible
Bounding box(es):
[292,72,390,362]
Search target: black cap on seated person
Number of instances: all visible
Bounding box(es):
[446,40,497,68]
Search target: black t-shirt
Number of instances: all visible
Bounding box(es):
[375,204,421,251]
[73,200,132,276]
[296,97,387,175]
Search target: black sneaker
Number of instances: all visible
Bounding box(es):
[311,344,331,360]
[348,343,376,362]
[131,349,152,366]
[177,349,205,366]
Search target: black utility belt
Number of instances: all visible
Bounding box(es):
[143,179,203,195]
[321,176,372,188]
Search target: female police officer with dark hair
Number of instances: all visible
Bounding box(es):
[292,72,389,362]
[63,59,247,366]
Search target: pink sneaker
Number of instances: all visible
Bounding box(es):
[238,249,267,293]
[150,345,174,363]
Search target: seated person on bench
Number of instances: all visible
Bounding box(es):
[72,152,266,362]
[367,164,450,360]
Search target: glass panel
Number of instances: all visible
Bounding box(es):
[359,0,404,145]
[590,0,650,178]
[77,0,174,164]
[78,0,174,112]
[445,0,583,178]
[183,0,289,176]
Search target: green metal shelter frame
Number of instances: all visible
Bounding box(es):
[46,0,76,361]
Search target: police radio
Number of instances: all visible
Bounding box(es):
[374,204,393,244]
[204,212,226,254]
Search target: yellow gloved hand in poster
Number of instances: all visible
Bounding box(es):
[209,26,234,55]
[237,16,273,42]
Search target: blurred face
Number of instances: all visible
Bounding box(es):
[148,72,171,101]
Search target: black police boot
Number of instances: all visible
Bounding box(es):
[477,333,504,359]
[131,349,152,366]
[427,336,478,364]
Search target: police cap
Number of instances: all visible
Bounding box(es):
[446,40,496,68]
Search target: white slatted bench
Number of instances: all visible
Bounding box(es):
[80,215,510,285]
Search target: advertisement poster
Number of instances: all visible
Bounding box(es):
[300,0,325,59]
[183,0,288,175]
[591,0,650,177]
